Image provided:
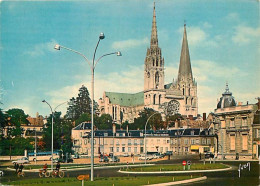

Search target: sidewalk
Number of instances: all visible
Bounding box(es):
[142,176,207,186]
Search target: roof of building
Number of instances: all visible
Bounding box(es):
[83,128,214,138]
[217,83,236,109]
[105,91,144,107]
[73,122,91,130]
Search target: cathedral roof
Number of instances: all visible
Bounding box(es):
[105,91,144,107]
[178,24,193,82]
[217,83,236,109]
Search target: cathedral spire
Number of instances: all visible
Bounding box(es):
[150,2,158,47]
[178,24,193,82]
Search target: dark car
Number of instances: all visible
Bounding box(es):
[108,153,114,158]
[110,156,120,162]
[164,151,173,156]
[99,156,109,162]
[205,152,214,159]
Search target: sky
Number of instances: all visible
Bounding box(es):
[0,0,259,118]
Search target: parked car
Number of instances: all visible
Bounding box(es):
[108,153,114,158]
[164,151,173,156]
[110,156,120,162]
[99,156,109,162]
[123,153,129,157]
[53,158,65,163]
[138,154,153,160]
[12,157,29,164]
[205,152,214,159]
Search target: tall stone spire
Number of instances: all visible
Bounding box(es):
[150,2,158,47]
[178,24,193,82]
[144,2,164,91]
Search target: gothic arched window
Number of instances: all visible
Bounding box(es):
[183,88,185,95]
[159,95,161,105]
[153,94,156,105]
[155,71,159,89]
[191,98,193,106]
[186,97,188,104]
[189,88,190,96]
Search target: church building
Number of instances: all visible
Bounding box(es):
[98,3,198,124]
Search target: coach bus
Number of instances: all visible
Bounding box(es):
[27,151,59,162]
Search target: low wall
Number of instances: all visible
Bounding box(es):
[0,156,24,161]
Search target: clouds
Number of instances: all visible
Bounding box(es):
[24,39,57,57]
[232,25,260,45]
[112,38,149,50]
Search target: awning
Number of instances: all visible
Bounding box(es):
[191,145,199,150]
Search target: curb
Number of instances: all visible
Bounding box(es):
[6,164,155,172]
[142,176,207,186]
[118,166,232,174]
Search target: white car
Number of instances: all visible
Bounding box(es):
[138,155,153,160]
[12,157,29,164]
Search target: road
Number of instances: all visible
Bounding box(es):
[1,155,259,185]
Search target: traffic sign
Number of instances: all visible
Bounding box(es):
[187,161,191,166]
[182,160,186,166]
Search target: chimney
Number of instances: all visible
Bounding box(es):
[238,102,243,106]
[203,113,206,121]
[126,125,129,133]
[188,115,193,120]
[175,120,178,128]
[113,123,116,134]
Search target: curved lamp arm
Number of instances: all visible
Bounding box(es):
[54,44,92,68]
[42,100,53,113]
[54,101,68,112]
[94,51,122,69]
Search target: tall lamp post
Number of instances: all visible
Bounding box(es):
[54,33,121,181]
[42,100,67,171]
[144,112,159,164]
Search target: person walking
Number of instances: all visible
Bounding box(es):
[14,163,19,174]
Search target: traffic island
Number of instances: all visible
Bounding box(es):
[118,163,232,174]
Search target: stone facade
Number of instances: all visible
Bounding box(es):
[98,3,198,124]
[71,124,214,156]
[211,86,259,160]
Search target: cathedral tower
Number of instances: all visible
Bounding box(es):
[176,24,198,116]
[144,2,164,91]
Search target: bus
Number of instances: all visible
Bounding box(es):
[27,151,59,162]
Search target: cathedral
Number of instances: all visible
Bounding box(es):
[98,3,198,124]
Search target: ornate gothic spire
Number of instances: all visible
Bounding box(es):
[150,2,158,47]
[178,24,193,82]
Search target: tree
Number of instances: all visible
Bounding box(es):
[5,108,29,138]
[127,108,163,130]
[96,114,112,130]
[42,112,73,155]
[75,113,91,126]
[66,85,97,121]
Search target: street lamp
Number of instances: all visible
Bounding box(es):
[42,100,67,171]
[54,33,121,181]
[144,112,159,164]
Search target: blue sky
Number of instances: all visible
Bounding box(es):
[1,0,259,117]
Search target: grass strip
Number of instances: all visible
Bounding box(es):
[122,163,228,172]
[1,175,199,186]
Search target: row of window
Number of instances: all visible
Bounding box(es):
[221,117,248,128]
[172,138,211,145]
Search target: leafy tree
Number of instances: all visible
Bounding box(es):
[96,114,112,130]
[66,85,91,121]
[5,108,29,137]
[75,113,91,126]
[126,108,163,130]
[42,112,73,155]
